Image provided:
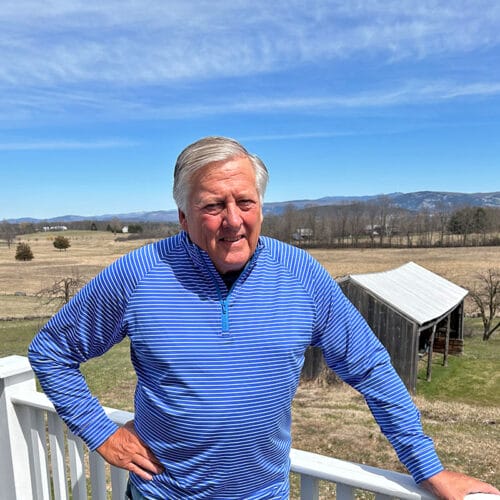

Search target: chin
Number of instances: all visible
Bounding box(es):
[218,259,248,274]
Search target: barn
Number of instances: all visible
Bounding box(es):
[337,262,468,393]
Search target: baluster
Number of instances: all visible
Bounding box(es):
[336,483,355,500]
[68,431,88,500]
[300,473,319,500]
[29,407,51,499]
[47,412,69,500]
[90,451,108,500]
[111,466,128,500]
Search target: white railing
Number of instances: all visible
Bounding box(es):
[0,355,456,499]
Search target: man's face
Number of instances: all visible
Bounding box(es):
[179,156,263,274]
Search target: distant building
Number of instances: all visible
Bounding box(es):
[292,227,313,241]
[42,226,68,232]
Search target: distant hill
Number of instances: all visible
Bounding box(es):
[7,191,500,223]
[262,191,500,215]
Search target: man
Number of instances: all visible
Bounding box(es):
[29,137,499,499]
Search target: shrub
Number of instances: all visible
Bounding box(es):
[53,235,71,251]
[15,242,34,261]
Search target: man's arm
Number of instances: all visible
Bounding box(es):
[28,242,167,477]
[312,276,498,492]
[28,251,139,449]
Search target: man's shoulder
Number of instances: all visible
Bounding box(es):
[258,236,320,270]
[257,236,333,296]
[110,232,184,274]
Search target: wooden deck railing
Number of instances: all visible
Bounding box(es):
[0,354,479,500]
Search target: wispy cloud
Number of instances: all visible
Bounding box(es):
[2,1,500,87]
[1,1,500,124]
[121,79,500,118]
[2,77,500,125]
[240,131,361,142]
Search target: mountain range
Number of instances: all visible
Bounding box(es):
[8,191,500,224]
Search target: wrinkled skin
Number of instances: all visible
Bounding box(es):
[97,420,163,481]
[421,470,500,499]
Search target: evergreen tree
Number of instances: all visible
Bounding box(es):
[53,235,71,251]
[15,242,34,261]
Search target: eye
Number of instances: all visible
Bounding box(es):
[238,199,255,210]
[203,202,224,214]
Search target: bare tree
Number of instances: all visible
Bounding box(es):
[37,270,87,309]
[434,202,451,246]
[0,220,16,248]
[347,203,365,247]
[468,268,500,341]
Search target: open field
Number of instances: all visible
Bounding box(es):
[0,231,149,318]
[1,231,499,494]
[309,245,500,284]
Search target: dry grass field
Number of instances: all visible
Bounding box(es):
[309,245,500,285]
[291,383,499,496]
[0,231,149,318]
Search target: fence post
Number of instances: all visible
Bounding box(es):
[0,355,37,500]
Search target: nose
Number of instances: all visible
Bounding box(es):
[223,203,242,229]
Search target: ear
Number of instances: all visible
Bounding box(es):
[178,209,188,231]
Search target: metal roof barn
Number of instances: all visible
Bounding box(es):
[338,262,468,393]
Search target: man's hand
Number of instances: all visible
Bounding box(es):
[96,420,164,481]
[421,470,500,500]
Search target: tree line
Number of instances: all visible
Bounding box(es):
[262,201,500,248]
[4,204,498,341]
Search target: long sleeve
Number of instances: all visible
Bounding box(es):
[312,274,443,483]
[28,241,158,450]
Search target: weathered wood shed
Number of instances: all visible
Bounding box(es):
[338,262,468,393]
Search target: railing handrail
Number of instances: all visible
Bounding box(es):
[10,390,135,425]
[290,448,433,499]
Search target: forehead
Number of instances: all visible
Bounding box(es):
[190,156,258,196]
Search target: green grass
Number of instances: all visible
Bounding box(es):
[0,318,46,356]
[416,319,500,406]
[0,317,136,411]
[3,317,499,409]
[80,338,136,411]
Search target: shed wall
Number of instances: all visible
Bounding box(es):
[340,281,419,392]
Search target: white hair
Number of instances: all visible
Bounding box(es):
[173,136,269,212]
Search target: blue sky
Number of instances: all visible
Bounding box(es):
[1,1,500,220]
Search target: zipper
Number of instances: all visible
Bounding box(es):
[200,242,263,339]
[206,269,232,338]
[220,297,231,337]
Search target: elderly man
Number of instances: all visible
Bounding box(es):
[29,137,498,499]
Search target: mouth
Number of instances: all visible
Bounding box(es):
[219,235,245,243]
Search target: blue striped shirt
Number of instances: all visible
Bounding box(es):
[28,232,442,498]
